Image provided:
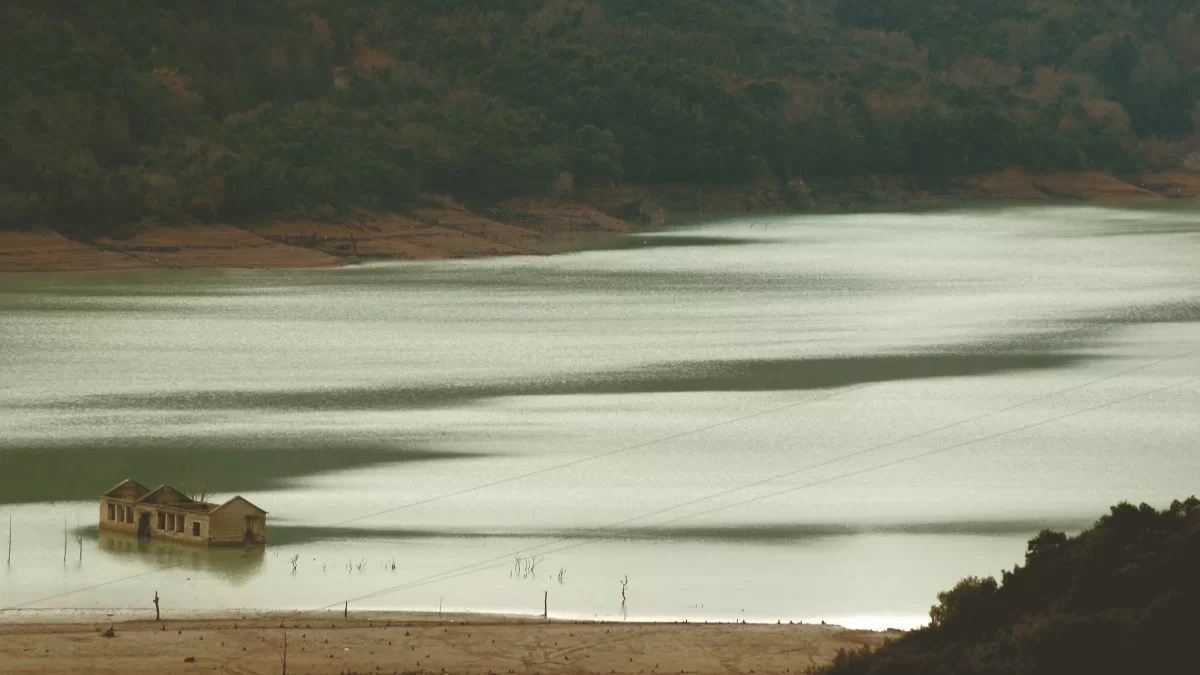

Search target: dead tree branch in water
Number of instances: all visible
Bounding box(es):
[74,523,84,563]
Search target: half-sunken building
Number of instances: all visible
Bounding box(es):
[99,479,267,546]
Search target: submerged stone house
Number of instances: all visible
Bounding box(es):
[99,479,267,546]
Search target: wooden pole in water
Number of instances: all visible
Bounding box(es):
[8,514,12,565]
[543,591,548,620]
[63,519,67,564]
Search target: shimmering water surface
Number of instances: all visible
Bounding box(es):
[2,207,1198,629]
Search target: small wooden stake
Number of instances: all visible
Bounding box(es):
[543,591,548,620]
[154,591,160,621]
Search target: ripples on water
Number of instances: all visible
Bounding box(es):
[1,206,1198,628]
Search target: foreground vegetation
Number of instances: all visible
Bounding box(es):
[2,1,1199,235]
[815,497,1200,675]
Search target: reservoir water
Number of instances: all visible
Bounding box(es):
[1,206,1198,629]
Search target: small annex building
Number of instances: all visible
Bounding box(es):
[99,479,267,546]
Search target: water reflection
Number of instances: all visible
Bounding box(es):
[96,531,265,583]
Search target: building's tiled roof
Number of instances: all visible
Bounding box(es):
[101,478,150,499]
[137,484,193,505]
[103,480,264,516]
[210,495,269,515]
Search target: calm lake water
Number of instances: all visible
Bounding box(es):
[1,206,1198,629]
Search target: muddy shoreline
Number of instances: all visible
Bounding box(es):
[0,611,892,675]
[2,170,1198,274]
[0,196,633,274]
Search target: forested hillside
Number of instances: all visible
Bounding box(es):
[814,498,1200,675]
[2,0,1198,235]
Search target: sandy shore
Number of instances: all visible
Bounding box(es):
[2,170,1197,274]
[0,611,891,675]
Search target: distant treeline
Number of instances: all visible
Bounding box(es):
[2,1,1198,234]
[814,497,1200,675]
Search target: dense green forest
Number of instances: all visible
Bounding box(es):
[814,497,1200,675]
[2,1,1198,234]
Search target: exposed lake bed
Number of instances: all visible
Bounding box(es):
[1,206,1198,630]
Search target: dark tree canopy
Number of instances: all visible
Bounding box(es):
[815,498,1200,675]
[2,1,1198,234]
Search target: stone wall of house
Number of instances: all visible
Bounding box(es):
[99,499,138,534]
[209,500,265,545]
[145,508,210,545]
[99,492,262,547]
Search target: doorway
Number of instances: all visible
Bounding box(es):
[244,516,265,544]
[137,512,150,539]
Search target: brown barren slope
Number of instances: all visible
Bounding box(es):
[92,225,341,269]
[0,614,891,675]
[250,212,535,262]
[1133,171,1200,198]
[0,231,148,273]
[3,172,1198,274]
[969,169,1052,199]
[1031,171,1163,201]
[490,198,633,233]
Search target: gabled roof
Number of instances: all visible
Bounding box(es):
[210,495,268,516]
[102,478,149,499]
[101,480,266,516]
[137,484,194,506]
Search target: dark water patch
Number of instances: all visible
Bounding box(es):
[265,524,858,546]
[0,278,320,314]
[343,267,877,294]
[566,519,1095,542]
[578,235,772,252]
[1089,300,1200,325]
[962,328,1098,353]
[0,296,233,314]
[571,351,1090,397]
[13,385,494,413]
[0,267,881,306]
[871,519,1095,536]
[14,354,1088,413]
[16,332,1098,415]
[268,525,452,546]
[266,519,1097,546]
[592,519,1095,542]
[1076,223,1200,238]
[0,275,282,299]
[0,438,478,505]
